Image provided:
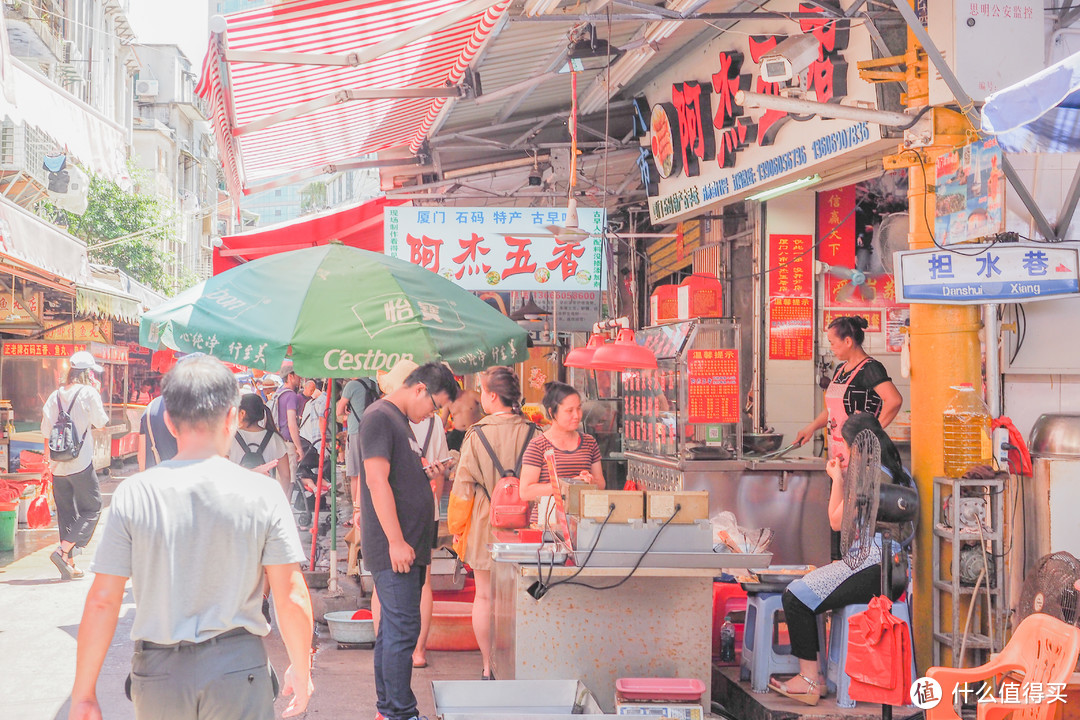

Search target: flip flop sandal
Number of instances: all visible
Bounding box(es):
[768,674,821,706]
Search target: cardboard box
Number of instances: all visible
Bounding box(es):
[561,478,593,517]
[615,703,704,719]
[646,491,709,524]
[579,489,645,523]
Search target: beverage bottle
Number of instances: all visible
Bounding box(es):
[719,614,736,662]
[943,383,992,478]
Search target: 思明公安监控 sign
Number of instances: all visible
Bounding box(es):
[896,245,1080,304]
[385,206,607,292]
[640,1,887,223]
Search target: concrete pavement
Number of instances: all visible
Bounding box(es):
[0,465,483,720]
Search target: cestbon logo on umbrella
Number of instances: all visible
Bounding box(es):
[323,349,415,372]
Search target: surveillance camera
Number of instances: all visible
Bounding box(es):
[758,35,820,83]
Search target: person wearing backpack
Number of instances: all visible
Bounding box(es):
[227,394,291,495]
[337,375,380,527]
[450,366,536,680]
[40,350,109,580]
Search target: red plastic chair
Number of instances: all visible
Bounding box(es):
[925,613,1080,720]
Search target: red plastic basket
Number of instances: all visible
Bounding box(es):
[615,678,706,702]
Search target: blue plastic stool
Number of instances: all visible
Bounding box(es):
[740,591,827,694]
[826,600,916,708]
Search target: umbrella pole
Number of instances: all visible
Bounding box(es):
[327,378,340,594]
[310,389,330,572]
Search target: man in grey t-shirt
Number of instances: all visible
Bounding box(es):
[69,356,314,720]
[337,376,379,525]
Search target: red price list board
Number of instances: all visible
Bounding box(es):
[687,349,739,423]
[769,298,814,360]
[768,234,813,297]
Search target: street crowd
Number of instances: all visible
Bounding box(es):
[41,350,607,720]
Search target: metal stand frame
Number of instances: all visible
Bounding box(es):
[931,476,1006,668]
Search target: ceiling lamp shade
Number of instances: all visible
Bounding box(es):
[563,333,608,368]
[510,293,551,321]
[559,26,622,73]
[590,329,658,370]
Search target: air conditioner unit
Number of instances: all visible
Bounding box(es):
[62,40,76,64]
[136,79,159,98]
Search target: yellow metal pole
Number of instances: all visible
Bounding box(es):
[880,14,982,672]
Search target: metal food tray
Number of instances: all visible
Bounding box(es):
[569,550,772,569]
[432,679,604,718]
[490,542,570,564]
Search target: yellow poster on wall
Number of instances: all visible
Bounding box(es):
[43,320,113,344]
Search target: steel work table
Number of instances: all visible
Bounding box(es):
[491,561,716,713]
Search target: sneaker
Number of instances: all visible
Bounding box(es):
[374,713,384,720]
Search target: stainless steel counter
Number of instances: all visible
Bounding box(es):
[625,451,831,567]
[491,561,713,713]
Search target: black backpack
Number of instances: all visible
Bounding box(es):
[48,388,86,462]
[235,430,274,470]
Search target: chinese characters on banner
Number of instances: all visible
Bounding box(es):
[769,234,813,297]
[817,186,856,267]
[3,342,86,358]
[769,298,815,360]
[825,273,901,307]
[687,349,739,423]
[385,206,607,292]
[823,310,881,332]
[768,234,814,360]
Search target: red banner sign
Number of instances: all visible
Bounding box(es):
[769,298,814,360]
[4,342,87,358]
[687,349,739,423]
[817,186,856,266]
[823,310,882,332]
[768,234,814,297]
[825,273,901,307]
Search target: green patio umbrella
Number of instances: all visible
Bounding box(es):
[139,243,528,589]
[138,242,529,376]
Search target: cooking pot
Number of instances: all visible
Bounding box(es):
[743,432,784,455]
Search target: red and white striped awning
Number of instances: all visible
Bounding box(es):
[197,0,509,204]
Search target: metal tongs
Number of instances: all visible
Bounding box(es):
[759,441,799,460]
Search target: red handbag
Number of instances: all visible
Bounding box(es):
[26,471,52,529]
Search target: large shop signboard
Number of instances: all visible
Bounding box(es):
[687,349,740,423]
[385,206,607,292]
[642,2,887,224]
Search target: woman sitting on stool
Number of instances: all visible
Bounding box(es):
[770,411,911,706]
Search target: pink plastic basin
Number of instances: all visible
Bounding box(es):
[425,601,479,652]
[615,678,706,702]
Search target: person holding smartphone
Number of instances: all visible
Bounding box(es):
[372,359,452,671]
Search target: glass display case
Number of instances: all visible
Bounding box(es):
[623,319,741,460]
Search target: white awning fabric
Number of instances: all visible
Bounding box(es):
[0,58,127,182]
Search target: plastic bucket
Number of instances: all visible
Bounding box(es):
[0,510,16,552]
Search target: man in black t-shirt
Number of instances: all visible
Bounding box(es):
[359,362,458,720]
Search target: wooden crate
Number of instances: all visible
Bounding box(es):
[646,491,710,524]
[579,489,645,523]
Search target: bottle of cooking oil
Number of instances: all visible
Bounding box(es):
[943,383,992,477]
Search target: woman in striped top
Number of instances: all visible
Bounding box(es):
[519,382,605,520]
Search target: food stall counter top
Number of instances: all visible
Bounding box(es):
[511,564,730,578]
[624,450,825,472]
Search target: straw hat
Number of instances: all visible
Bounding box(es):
[377,359,419,395]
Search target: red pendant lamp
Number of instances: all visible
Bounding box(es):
[590,329,657,370]
[563,333,608,368]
